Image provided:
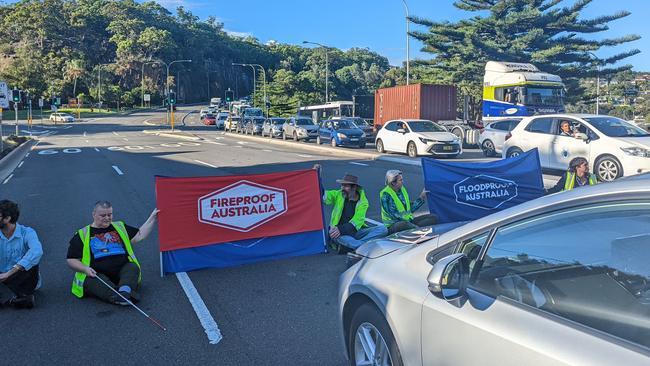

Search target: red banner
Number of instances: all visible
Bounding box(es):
[155,169,324,252]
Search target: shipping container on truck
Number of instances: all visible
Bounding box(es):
[374,84,480,147]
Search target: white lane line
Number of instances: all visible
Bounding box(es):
[122,138,129,141]
[112,131,120,136]
[112,165,124,175]
[17,161,24,168]
[193,159,217,168]
[25,153,30,157]
[297,154,314,158]
[233,145,243,148]
[85,140,89,143]
[3,174,14,184]
[83,131,87,137]
[349,162,369,166]
[204,141,226,146]
[175,272,223,345]
[94,148,100,152]
[262,149,273,152]
[365,218,383,226]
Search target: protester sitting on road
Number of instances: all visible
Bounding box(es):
[380,170,438,235]
[0,200,44,309]
[66,201,158,306]
[314,164,388,253]
[546,157,598,194]
[559,120,575,137]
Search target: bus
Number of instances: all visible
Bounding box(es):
[297,101,354,124]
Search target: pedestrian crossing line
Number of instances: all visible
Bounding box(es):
[112,165,124,175]
[176,272,223,345]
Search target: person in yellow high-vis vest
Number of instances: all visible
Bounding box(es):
[380,170,438,235]
[66,201,158,306]
[547,157,598,194]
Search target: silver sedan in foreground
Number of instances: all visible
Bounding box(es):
[339,173,650,366]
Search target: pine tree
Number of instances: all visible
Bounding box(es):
[410,0,641,107]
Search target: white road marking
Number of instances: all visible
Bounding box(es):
[17,161,24,168]
[112,165,124,175]
[204,141,226,145]
[25,153,30,157]
[234,145,243,148]
[85,140,89,143]
[297,154,314,158]
[83,131,87,137]
[3,174,14,184]
[365,218,383,226]
[94,148,100,152]
[175,272,223,345]
[193,159,217,168]
[122,138,129,141]
[237,141,248,145]
[349,162,369,166]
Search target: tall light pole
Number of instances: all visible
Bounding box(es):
[232,63,256,105]
[141,60,162,108]
[163,59,192,124]
[588,52,601,115]
[303,41,330,102]
[249,64,267,117]
[401,0,410,85]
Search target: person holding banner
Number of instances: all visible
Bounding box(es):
[66,201,158,306]
[315,165,387,253]
[381,170,438,234]
[547,157,598,194]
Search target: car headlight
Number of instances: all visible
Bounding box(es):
[361,132,367,138]
[337,133,348,139]
[621,147,650,157]
[419,137,435,144]
[298,127,307,133]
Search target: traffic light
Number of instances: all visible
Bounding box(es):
[225,89,234,103]
[169,91,176,105]
[12,89,20,103]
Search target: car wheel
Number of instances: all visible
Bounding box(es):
[349,302,403,366]
[376,139,385,153]
[595,155,623,182]
[506,147,523,158]
[481,139,496,157]
[293,132,298,142]
[407,141,417,158]
[331,138,337,148]
[316,136,322,145]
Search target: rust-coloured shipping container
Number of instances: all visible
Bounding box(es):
[374,84,457,127]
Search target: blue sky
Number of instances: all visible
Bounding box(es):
[158,0,649,71]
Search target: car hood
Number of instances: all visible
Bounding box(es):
[335,128,364,136]
[297,125,318,131]
[416,131,459,142]
[618,136,650,148]
[356,221,469,259]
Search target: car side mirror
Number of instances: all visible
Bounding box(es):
[397,128,406,134]
[427,253,469,301]
[574,133,588,141]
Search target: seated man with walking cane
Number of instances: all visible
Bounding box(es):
[66,201,158,306]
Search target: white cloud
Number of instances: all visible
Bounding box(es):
[225,29,253,38]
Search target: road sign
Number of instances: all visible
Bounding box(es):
[0,81,9,108]
[144,93,151,102]
[38,97,43,107]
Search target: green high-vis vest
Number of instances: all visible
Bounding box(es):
[380,186,413,226]
[563,172,597,191]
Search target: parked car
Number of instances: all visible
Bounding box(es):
[316,119,367,148]
[202,114,216,125]
[339,173,650,366]
[49,113,75,123]
[261,117,286,138]
[243,117,266,135]
[375,119,462,158]
[282,116,319,141]
[479,119,522,157]
[216,112,228,129]
[338,116,375,141]
[502,114,650,182]
[225,116,241,132]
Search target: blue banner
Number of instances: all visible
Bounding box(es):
[422,149,544,223]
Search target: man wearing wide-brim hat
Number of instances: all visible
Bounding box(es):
[314,165,387,253]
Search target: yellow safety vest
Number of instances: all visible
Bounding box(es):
[380,186,413,226]
[71,221,141,298]
[563,172,597,191]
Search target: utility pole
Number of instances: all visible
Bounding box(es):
[302,41,331,102]
[164,59,192,125]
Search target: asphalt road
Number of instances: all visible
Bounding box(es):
[0,108,443,366]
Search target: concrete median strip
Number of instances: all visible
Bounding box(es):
[0,139,36,183]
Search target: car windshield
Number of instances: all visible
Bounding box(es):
[271,119,285,125]
[346,117,369,127]
[407,121,446,133]
[333,120,355,129]
[584,117,649,137]
[296,119,314,126]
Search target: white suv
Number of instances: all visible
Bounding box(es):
[502,114,650,181]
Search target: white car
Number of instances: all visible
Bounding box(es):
[479,119,521,157]
[216,112,229,130]
[375,119,462,158]
[502,114,650,181]
[49,113,75,122]
[199,109,210,119]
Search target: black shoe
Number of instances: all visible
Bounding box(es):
[129,290,141,304]
[7,294,35,309]
[109,292,131,306]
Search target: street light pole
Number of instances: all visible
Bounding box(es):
[249,64,267,117]
[141,61,162,108]
[164,59,192,127]
[588,52,600,115]
[232,63,257,105]
[402,0,410,85]
[303,41,330,102]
